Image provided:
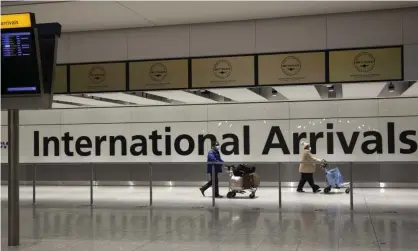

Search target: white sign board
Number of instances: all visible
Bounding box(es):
[1,118,417,163]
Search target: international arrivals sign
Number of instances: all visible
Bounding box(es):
[1,119,417,163]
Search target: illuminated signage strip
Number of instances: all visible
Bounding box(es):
[329,47,403,83]
[69,63,126,93]
[258,51,326,85]
[60,46,404,93]
[191,56,255,88]
[1,13,33,29]
[129,59,189,90]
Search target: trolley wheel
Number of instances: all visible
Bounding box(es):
[345,188,350,194]
[324,187,331,194]
[227,192,236,199]
[249,193,255,199]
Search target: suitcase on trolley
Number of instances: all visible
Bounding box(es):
[243,173,260,189]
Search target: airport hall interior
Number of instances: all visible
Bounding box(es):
[1,1,418,251]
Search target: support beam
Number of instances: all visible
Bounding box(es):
[8,109,20,246]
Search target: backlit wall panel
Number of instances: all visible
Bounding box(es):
[1,98,417,163]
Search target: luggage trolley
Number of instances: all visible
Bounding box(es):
[321,162,351,194]
[225,165,259,199]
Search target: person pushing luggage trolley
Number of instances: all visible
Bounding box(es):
[199,142,224,198]
[297,141,324,193]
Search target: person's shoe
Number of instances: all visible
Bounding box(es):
[297,189,305,193]
[199,188,205,197]
[313,189,321,193]
[215,195,224,198]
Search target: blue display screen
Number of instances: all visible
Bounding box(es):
[1,29,41,95]
[2,32,33,57]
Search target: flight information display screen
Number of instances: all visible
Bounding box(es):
[2,32,33,57]
[1,29,42,95]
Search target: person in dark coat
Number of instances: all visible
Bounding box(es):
[200,142,224,198]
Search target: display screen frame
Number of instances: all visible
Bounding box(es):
[1,26,43,96]
[328,45,404,84]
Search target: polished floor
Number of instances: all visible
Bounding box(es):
[1,186,418,251]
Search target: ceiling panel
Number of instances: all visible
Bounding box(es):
[274,86,321,101]
[85,93,166,105]
[342,82,387,98]
[52,102,82,109]
[53,95,124,107]
[2,1,417,32]
[402,82,418,97]
[1,1,151,32]
[145,90,217,104]
[209,88,267,102]
[120,1,418,26]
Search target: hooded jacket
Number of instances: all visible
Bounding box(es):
[299,142,322,173]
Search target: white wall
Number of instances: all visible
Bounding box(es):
[1,98,417,163]
[55,8,418,80]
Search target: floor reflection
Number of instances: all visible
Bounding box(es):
[1,187,418,250]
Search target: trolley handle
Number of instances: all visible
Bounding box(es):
[224,165,235,171]
[320,159,329,169]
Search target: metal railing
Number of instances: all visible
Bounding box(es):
[0,160,412,210]
[22,160,418,211]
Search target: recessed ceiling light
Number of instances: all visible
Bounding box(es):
[388,82,395,93]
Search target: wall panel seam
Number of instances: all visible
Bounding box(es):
[13,114,418,126]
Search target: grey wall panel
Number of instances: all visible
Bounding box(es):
[2,164,32,182]
[352,163,381,182]
[402,8,418,44]
[280,163,300,182]
[256,164,278,182]
[380,163,418,183]
[255,16,327,53]
[127,25,190,60]
[1,165,7,180]
[190,21,255,56]
[151,163,206,181]
[326,10,403,49]
[58,165,92,181]
[95,165,132,181]
[67,30,128,63]
[56,34,70,64]
[1,163,416,185]
[130,164,150,181]
[20,165,33,181]
[35,165,63,181]
[404,44,418,81]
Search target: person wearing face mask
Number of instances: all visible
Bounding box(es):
[199,142,224,198]
[297,141,323,193]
